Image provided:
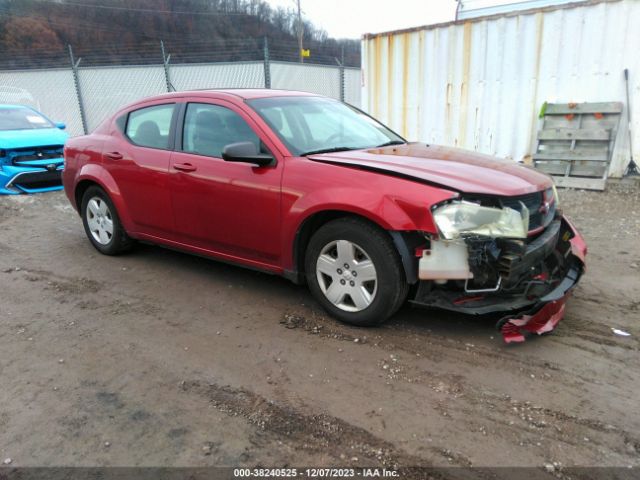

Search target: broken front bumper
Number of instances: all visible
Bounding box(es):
[0,162,64,194]
[411,215,586,343]
[498,216,586,343]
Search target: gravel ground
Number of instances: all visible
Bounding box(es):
[0,182,639,474]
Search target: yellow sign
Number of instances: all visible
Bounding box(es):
[301,49,310,58]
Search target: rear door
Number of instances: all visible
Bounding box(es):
[103,102,178,238]
[168,99,284,267]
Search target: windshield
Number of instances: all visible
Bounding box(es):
[247,96,405,156]
[0,107,54,131]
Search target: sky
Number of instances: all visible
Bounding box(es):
[265,0,459,39]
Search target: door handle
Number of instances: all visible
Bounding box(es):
[173,162,197,172]
[105,151,123,160]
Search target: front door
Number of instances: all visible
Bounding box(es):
[169,100,283,267]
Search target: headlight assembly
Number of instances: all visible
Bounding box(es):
[433,201,529,240]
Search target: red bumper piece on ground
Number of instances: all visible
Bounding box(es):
[501,297,568,344]
[500,215,586,344]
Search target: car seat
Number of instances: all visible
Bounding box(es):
[134,121,165,149]
[193,110,227,157]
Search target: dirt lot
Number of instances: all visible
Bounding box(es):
[0,182,639,472]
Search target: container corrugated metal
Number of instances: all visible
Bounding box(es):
[362,0,639,177]
[457,0,587,20]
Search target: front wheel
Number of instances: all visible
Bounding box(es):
[80,185,133,255]
[305,217,408,326]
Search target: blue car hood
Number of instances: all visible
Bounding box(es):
[0,128,68,149]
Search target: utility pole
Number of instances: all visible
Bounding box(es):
[296,0,304,63]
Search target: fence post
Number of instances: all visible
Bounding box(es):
[161,40,173,92]
[68,45,88,135]
[336,47,345,102]
[340,46,346,102]
[263,36,271,89]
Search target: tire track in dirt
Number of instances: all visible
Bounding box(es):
[2,267,163,317]
[279,309,609,390]
[181,380,469,476]
[277,310,640,464]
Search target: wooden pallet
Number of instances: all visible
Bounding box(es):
[533,102,623,191]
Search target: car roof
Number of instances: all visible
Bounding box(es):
[137,88,322,103]
[113,89,331,119]
[209,89,321,99]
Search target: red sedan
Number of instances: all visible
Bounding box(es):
[62,90,586,343]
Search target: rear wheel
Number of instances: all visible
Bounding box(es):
[80,186,133,255]
[305,217,408,326]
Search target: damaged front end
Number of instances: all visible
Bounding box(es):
[411,188,586,343]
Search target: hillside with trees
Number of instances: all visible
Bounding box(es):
[0,0,361,68]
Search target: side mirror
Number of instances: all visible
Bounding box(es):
[222,141,274,167]
[55,122,66,130]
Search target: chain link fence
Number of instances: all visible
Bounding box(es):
[0,40,362,137]
[79,65,168,132]
[0,68,84,135]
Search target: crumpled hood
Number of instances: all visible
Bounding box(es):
[0,128,68,149]
[308,143,553,196]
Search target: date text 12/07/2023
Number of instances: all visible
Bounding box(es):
[233,467,400,478]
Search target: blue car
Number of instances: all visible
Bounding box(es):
[0,105,68,194]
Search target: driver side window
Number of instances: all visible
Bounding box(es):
[183,103,260,158]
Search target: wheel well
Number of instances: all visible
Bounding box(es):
[291,210,418,285]
[74,180,100,212]
[292,211,363,283]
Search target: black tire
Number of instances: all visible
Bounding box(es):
[305,217,408,327]
[80,185,133,255]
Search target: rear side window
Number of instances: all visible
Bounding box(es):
[183,103,259,158]
[125,104,175,150]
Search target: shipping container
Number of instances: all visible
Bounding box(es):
[361,0,638,177]
[457,0,589,20]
